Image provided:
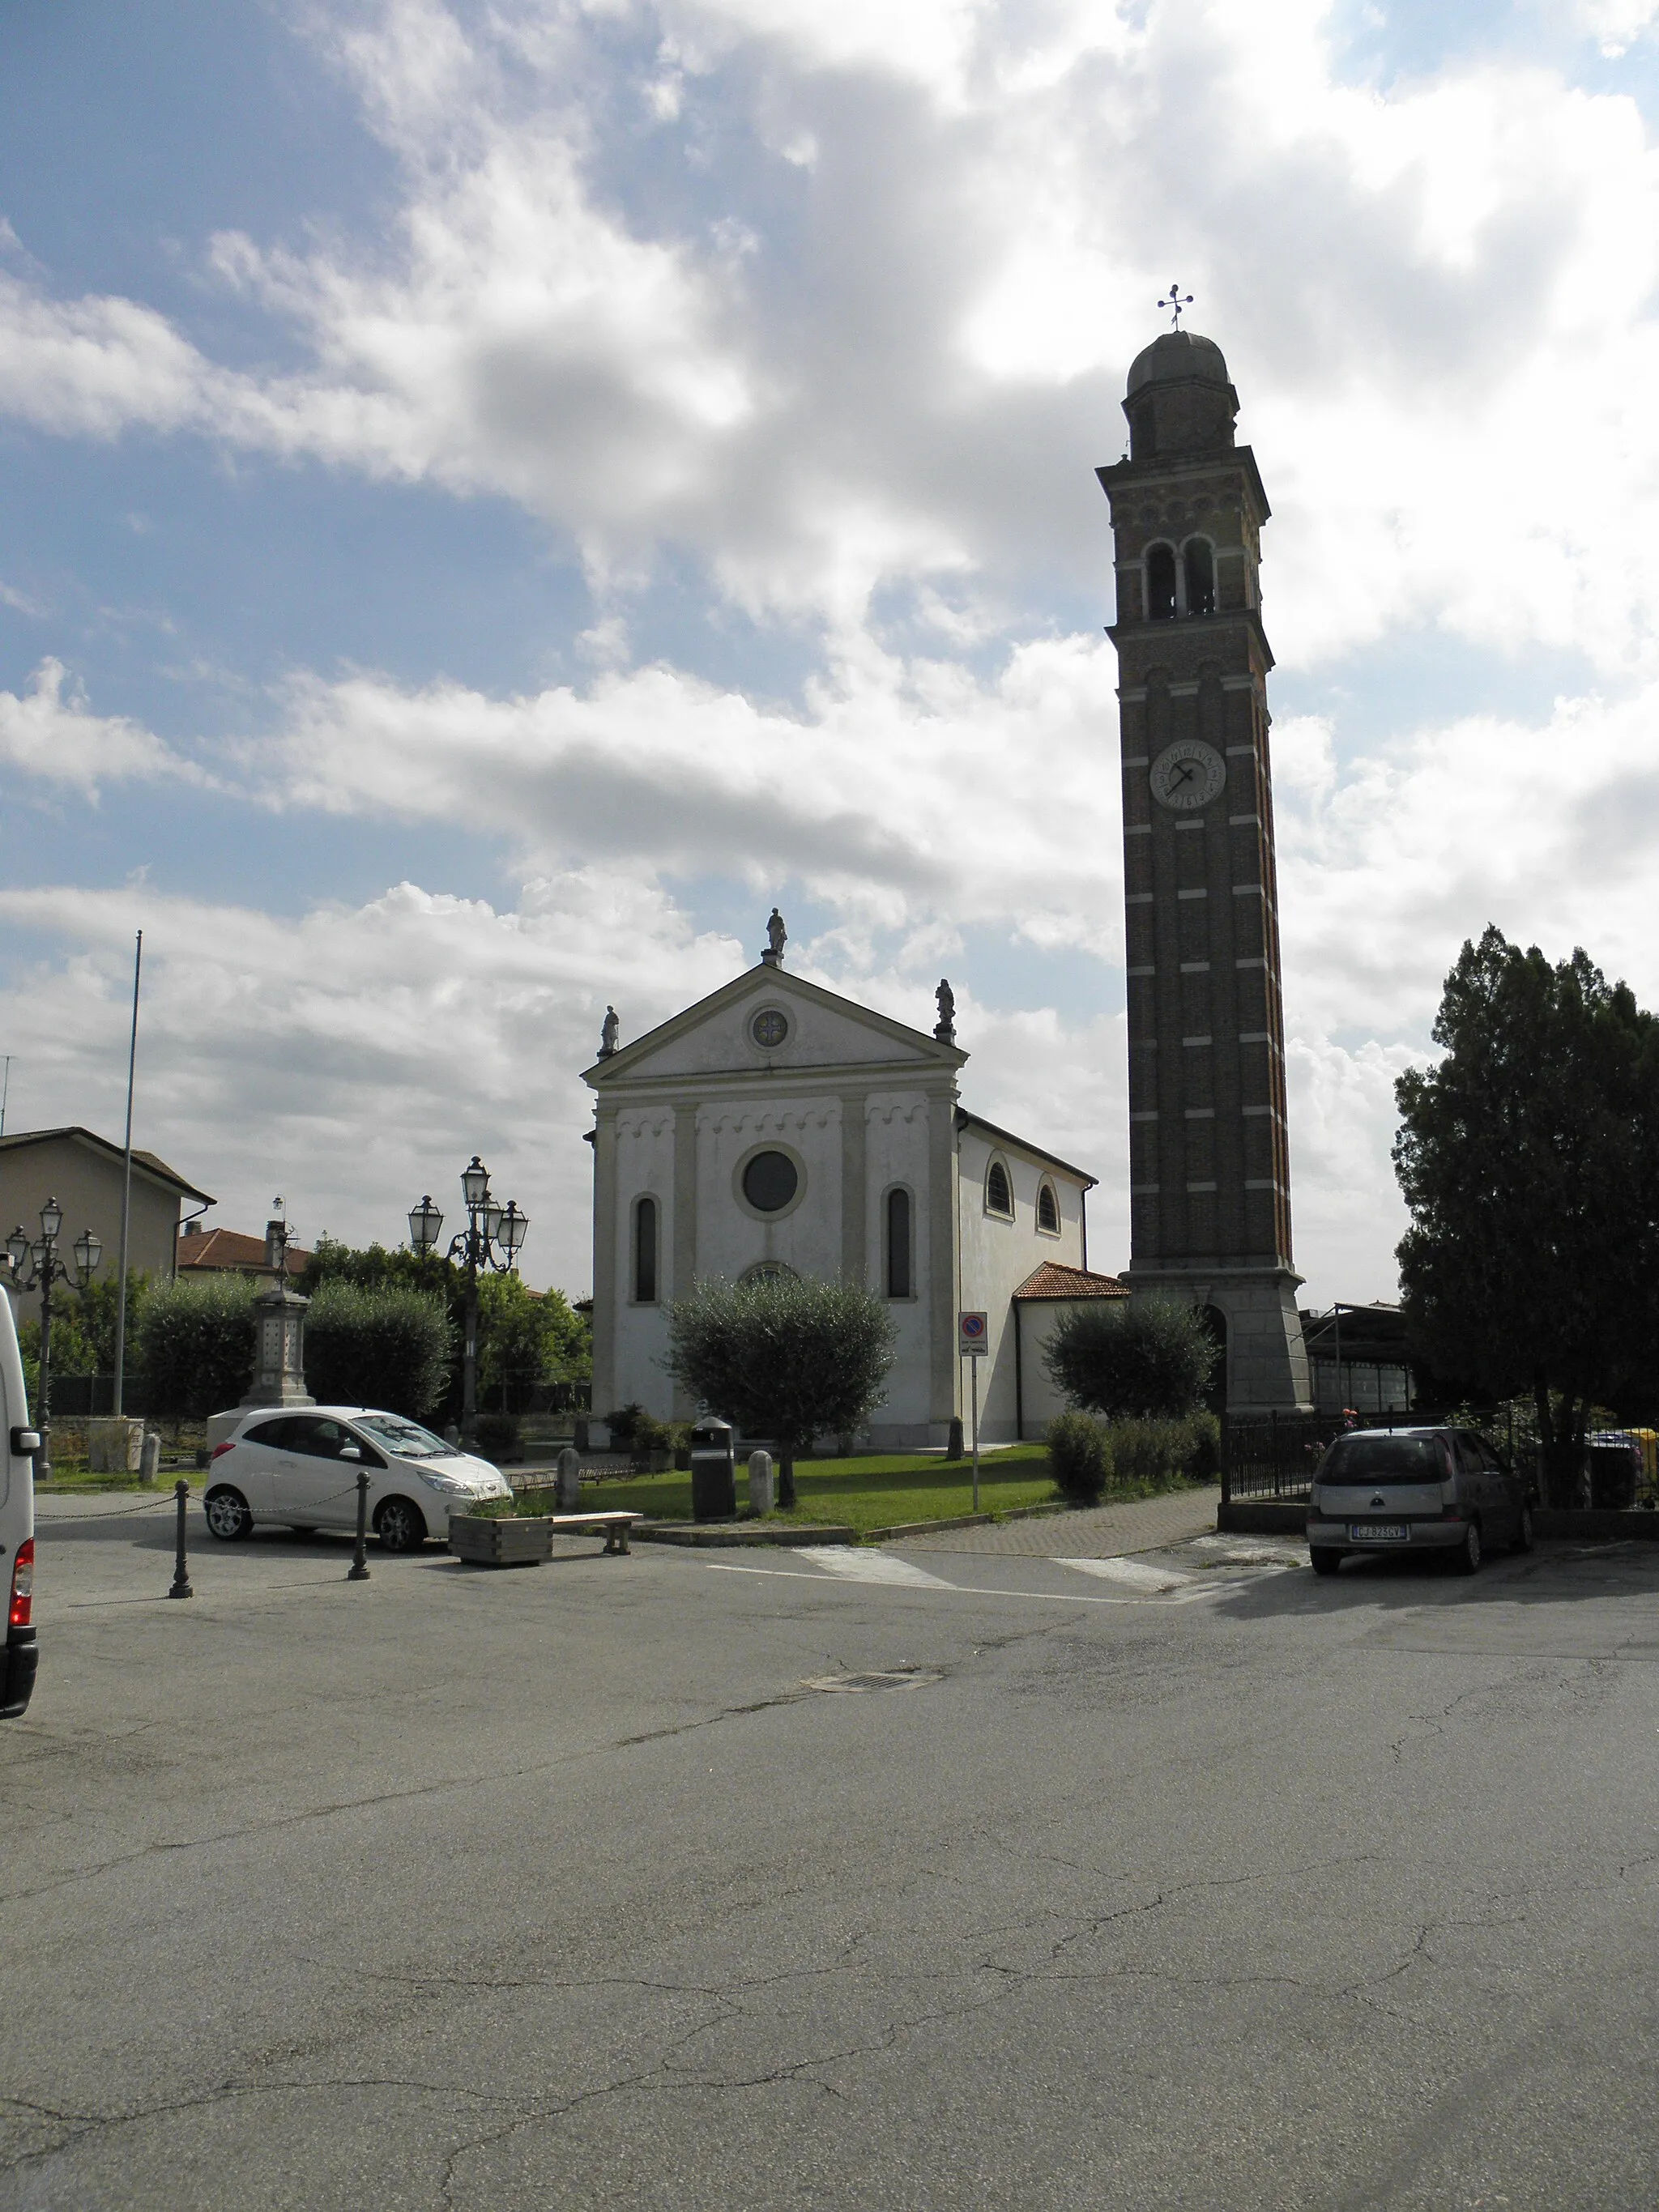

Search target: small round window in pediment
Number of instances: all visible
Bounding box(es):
[742,1149,799,1213]
[750,1008,790,1050]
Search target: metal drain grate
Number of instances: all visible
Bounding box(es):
[802,1669,941,1694]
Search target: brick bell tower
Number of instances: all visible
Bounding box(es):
[1097,322,1311,1410]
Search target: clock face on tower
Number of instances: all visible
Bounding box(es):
[1149,738,1226,812]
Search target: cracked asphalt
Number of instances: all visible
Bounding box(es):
[4,1502,1659,2210]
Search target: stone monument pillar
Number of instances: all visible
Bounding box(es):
[205,1282,315,1448]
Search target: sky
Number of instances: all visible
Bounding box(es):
[5,0,1659,1306]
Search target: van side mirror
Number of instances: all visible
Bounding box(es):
[11,1428,41,1456]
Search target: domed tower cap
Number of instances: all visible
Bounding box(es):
[1123,328,1239,459]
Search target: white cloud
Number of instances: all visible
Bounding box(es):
[0,660,207,795]
[4,1,1659,663]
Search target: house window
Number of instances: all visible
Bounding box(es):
[633,1196,658,1303]
[1146,543,1177,621]
[1037,1181,1060,1235]
[885,1187,912,1298]
[986,1158,1013,1217]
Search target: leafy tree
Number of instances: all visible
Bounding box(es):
[663,1276,897,1508]
[299,1236,590,1417]
[136,1276,258,1420]
[1394,927,1659,1506]
[18,1307,97,1381]
[70,1269,150,1374]
[1043,1298,1218,1420]
[305,1282,452,1418]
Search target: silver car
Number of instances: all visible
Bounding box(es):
[204,1406,511,1552]
[1307,1425,1533,1577]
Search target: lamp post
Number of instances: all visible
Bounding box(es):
[407,1158,527,1446]
[6,1199,103,1484]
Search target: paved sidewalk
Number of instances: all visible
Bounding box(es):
[901,1483,1222,1558]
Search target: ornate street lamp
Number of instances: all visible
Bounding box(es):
[407,1157,527,1446]
[5,1197,103,1483]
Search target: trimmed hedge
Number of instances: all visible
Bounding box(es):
[136,1276,258,1421]
[1043,1409,1221,1504]
[304,1281,452,1419]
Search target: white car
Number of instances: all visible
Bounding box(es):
[203,1407,511,1552]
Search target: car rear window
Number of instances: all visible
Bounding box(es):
[1320,1434,1446,1482]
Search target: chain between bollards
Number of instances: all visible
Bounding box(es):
[348,1468,371,1580]
[168,1477,193,1600]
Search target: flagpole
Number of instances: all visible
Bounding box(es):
[112,931,143,1419]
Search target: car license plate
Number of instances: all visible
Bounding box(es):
[1350,1523,1409,1544]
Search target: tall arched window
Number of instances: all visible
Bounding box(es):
[1183,538,1215,616]
[986,1159,1013,1217]
[1146,543,1177,621]
[633,1196,658,1303]
[1037,1181,1060,1234]
[885,1187,912,1299]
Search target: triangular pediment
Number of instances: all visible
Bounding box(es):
[583,965,966,1089]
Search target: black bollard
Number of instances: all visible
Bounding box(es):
[168,1478,193,1600]
[348,1468,371,1581]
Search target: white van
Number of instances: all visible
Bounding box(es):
[0,1285,40,1717]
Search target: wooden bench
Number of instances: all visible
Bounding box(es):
[546,1511,642,1556]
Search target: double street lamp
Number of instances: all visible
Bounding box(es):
[6,1198,103,1484]
[407,1157,527,1446]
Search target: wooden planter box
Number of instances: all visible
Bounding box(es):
[448,1514,552,1567]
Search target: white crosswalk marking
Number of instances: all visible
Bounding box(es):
[1056,1555,1193,1592]
[793,1547,954,1588]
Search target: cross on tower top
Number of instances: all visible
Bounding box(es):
[1158,282,1194,329]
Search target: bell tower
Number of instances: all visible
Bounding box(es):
[1097,324,1311,1410]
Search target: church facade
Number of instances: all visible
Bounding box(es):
[582,930,1118,1448]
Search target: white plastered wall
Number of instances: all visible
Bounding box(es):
[956,1127,1087,1444]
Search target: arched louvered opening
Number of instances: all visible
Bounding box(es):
[1037,1181,1060,1234]
[1146,543,1177,621]
[986,1159,1013,1217]
[633,1196,658,1303]
[1184,538,1215,616]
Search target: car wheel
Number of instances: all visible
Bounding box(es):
[1310,1547,1342,1576]
[374,1496,427,1554]
[204,1486,254,1541]
[1513,1501,1534,1554]
[1448,1519,1482,1575]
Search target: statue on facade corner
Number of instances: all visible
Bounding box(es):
[762,908,787,966]
[935,978,956,1044]
[598,1005,620,1058]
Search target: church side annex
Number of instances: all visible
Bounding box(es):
[582,914,1120,1450]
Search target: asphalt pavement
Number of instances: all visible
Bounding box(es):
[3,1497,1657,2210]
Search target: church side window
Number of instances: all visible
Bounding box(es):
[1183,537,1215,616]
[986,1158,1013,1217]
[1146,543,1177,621]
[1036,1180,1060,1235]
[885,1187,912,1299]
[633,1196,658,1304]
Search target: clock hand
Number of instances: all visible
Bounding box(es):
[1170,761,1196,786]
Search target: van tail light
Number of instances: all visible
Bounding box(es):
[211,1441,234,1460]
[10,1539,34,1630]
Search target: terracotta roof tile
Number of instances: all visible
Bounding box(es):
[1013,1262,1128,1301]
[176,1227,310,1276]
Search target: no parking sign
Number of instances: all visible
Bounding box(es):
[958,1311,988,1357]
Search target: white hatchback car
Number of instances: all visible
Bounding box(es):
[204,1407,511,1552]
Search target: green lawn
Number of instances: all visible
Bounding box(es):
[514,1444,1063,1534]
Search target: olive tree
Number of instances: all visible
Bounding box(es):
[136,1276,258,1421]
[663,1276,896,1508]
[1043,1296,1218,1421]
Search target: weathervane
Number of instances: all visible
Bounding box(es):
[1158,282,1193,329]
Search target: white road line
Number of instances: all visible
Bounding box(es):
[1056,1555,1193,1592]
[792,1547,953,1588]
[699,1562,1206,1605]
